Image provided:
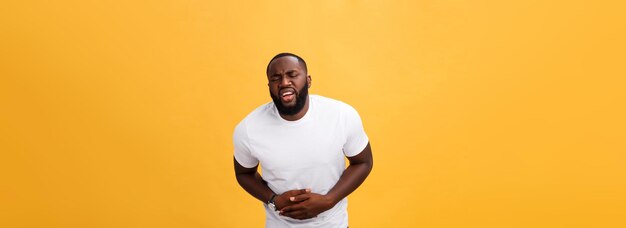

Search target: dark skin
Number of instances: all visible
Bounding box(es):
[267,56,311,121]
[234,56,373,220]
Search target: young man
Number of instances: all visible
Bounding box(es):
[233,53,373,227]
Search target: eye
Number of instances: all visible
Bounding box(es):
[270,76,280,81]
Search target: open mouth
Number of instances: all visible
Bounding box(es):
[280,89,296,103]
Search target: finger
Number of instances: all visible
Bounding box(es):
[281,210,309,219]
[290,193,310,202]
[283,189,301,195]
[293,212,309,220]
[293,212,315,220]
[283,189,308,197]
[280,204,304,213]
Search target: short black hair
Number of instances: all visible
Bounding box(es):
[266,53,308,76]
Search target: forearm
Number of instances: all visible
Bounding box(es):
[325,161,372,204]
[274,144,373,219]
[278,158,372,219]
[325,143,373,203]
[235,171,275,203]
[234,157,275,203]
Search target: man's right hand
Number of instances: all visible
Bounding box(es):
[274,189,310,211]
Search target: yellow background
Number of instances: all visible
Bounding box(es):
[1,1,625,227]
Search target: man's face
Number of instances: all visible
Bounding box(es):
[267,56,311,116]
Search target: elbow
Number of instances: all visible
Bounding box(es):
[366,159,373,175]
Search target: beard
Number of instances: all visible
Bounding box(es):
[270,85,308,116]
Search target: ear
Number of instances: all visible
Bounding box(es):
[307,75,312,88]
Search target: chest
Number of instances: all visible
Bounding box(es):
[248,120,346,172]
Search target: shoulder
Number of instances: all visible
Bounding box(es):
[311,94,355,111]
[311,94,360,116]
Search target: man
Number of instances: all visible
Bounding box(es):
[233,53,373,227]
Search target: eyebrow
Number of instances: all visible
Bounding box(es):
[271,70,299,76]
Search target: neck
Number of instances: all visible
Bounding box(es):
[279,96,310,121]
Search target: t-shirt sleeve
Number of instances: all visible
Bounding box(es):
[233,120,259,168]
[342,105,369,157]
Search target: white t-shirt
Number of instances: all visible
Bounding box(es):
[233,95,369,228]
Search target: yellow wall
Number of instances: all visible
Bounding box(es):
[1,1,625,227]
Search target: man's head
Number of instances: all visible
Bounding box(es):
[266,53,312,117]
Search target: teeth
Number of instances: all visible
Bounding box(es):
[282,91,294,96]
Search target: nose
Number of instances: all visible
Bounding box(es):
[280,76,292,87]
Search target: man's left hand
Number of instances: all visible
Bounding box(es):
[278,192,336,220]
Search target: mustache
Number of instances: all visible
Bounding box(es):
[270,85,308,116]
